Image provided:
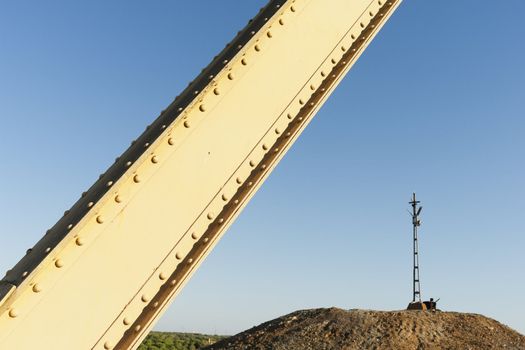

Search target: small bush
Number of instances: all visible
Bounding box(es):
[138,331,225,350]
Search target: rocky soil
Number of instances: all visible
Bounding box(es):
[205,308,524,350]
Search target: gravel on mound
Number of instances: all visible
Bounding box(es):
[205,308,525,350]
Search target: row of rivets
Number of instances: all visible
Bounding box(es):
[97,2,294,346]
[10,1,384,338]
[9,147,155,320]
[99,2,381,347]
[22,0,293,294]
[3,1,296,333]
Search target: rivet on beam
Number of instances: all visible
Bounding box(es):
[32,284,42,293]
[8,309,18,318]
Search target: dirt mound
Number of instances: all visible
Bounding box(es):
[205,308,524,350]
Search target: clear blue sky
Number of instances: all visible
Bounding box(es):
[1,0,524,336]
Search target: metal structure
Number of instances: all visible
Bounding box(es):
[406,192,431,311]
[0,1,403,349]
[410,193,423,303]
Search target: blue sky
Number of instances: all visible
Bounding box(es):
[1,0,524,336]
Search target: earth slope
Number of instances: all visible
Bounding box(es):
[205,308,524,350]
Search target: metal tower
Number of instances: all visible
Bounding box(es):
[409,193,423,303]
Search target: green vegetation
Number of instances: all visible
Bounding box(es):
[138,331,226,350]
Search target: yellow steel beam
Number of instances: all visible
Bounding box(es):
[0,0,402,349]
